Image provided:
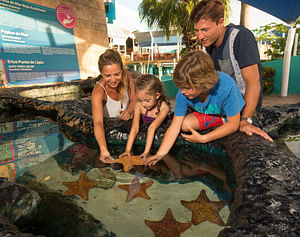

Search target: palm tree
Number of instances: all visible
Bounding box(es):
[138,0,230,52]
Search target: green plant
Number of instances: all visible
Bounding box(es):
[261,65,275,95]
[253,20,300,60]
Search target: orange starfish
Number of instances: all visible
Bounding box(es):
[145,208,191,237]
[119,175,153,202]
[61,172,99,200]
[112,155,145,172]
[181,189,227,226]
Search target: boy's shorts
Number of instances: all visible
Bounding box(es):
[192,112,225,130]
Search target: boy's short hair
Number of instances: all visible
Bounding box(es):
[190,0,224,24]
[173,50,218,90]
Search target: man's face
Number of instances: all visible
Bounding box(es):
[194,18,224,48]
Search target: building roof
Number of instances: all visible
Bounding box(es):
[133,31,182,47]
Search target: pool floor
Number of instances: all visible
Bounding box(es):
[0,118,234,236]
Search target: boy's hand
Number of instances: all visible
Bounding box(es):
[144,154,164,166]
[181,127,207,143]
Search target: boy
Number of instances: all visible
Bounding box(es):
[144,50,245,166]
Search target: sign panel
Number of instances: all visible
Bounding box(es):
[0,0,80,86]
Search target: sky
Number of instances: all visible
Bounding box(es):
[114,0,284,32]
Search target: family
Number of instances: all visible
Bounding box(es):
[91,0,273,168]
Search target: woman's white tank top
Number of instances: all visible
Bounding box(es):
[98,83,129,118]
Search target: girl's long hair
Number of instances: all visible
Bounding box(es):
[98,49,129,101]
[135,74,170,114]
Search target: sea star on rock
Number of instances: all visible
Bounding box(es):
[181,189,227,226]
[61,172,99,200]
[112,155,145,172]
[145,208,191,237]
[119,175,153,202]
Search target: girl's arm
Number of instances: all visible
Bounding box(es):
[142,102,170,157]
[120,72,137,120]
[144,115,185,166]
[92,85,114,163]
[181,113,240,143]
[120,103,141,157]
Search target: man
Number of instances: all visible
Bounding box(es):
[190,0,273,142]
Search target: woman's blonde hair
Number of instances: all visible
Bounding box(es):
[98,49,129,101]
[173,50,218,90]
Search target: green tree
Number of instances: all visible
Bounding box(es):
[138,0,230,52]
[253,21,300,60]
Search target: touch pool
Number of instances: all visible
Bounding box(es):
[0,117,234,237]
[0,79,300,236]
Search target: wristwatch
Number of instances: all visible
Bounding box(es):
[241,117,253,124]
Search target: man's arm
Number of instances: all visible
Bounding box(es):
[240,64,273,142]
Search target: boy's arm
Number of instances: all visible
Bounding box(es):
[181,113,240,143]
[144,115,184,166]
[143,103,170,155]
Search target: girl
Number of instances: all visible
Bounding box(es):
[92,49,137,163]
[120,74,171,159]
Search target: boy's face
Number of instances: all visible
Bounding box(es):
[180,85,210,100]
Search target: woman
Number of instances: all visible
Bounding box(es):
[92,49,137,163]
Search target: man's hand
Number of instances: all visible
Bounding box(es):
[240,120,273,142]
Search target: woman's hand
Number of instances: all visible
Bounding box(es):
[99,151,115,163]
[120,110,133,120]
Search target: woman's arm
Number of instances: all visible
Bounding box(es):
[92,85,114,163]
[181,113,240,143]
[143,102,170,155]
[120,103,141,157]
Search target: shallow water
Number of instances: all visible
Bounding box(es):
[0,117,234,236]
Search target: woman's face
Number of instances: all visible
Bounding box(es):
[101,63,122,88]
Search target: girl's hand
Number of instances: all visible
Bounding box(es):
[119,151,132,158]
[144,154,164,166]
[120,110,133,121]
[181,127,207,143]
[99,151,115,163]
[139,152,150,160]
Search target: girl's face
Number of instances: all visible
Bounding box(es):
[136,90,160,110]
[101,63,122,88]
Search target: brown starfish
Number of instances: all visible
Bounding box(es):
[61,172,99,200]
[145,208,191,237]
[112,155,145,172]
[181,189,227,226]
[119,175,153,202]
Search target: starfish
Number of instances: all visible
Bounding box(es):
[181,189,227,226]
[144,208,191,237]
[61,172,99,200]
[119,175,153,202]
[112,155,145,172]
